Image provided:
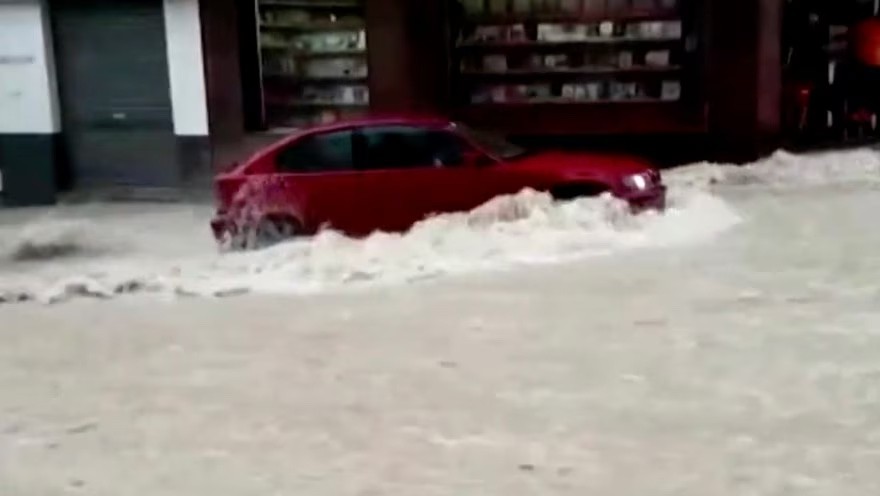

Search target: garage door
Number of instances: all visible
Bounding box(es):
[52,0,178,188]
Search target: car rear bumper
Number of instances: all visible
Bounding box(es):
[619,185,667,213]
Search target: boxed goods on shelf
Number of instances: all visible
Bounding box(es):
[257,0,369,127]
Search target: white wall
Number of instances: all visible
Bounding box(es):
[0,0,210,136]
[163,0,210,136]
[0,0,60,134]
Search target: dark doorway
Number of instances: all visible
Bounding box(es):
[51,0,178,189]
[236,0,264,132]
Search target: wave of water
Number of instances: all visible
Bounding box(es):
[665,147,880,190]
[3,146,874,305]
[0,190,737,304]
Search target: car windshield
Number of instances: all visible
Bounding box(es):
[452,123,528,160]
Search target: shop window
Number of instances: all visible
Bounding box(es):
[257,0,369,129]
[782,0,880,146]
[453,0,688,106]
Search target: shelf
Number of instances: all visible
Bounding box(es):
[470,97,679,105]
[465,9,681,25]
[259,0,361,8]
[461,65,681,77]
[260,46,367,58]
[260,20,364,32]
[267,100,369,108]
[455,101,705,135]
[257,0,367,129]
[458,36,681,50]
[262,74,368,82]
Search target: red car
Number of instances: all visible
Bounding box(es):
[212,116,666,248]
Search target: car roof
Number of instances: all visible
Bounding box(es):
[300,114,453,134]
[234,114,457,171]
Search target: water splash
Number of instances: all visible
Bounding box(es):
[666,147,880,191]
[0,187,739,304]
[6,147,875,305]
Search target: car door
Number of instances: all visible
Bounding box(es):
[271,129,366,234]
[353,125,493,233]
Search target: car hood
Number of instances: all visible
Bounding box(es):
[510,151,656,181]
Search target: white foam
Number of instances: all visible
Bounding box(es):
[0,219,122,262]
[0,187,739,304]
[16,145,877,305]
[666,147,880,191]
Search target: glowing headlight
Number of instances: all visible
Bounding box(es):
[624,173,649,191]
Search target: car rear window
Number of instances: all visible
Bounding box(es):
[276,130,354,173]
[357,126,464,170]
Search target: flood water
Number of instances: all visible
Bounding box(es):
[1,148,880,494]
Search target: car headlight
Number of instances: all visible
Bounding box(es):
[623,172,650,191]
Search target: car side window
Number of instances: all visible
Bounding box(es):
[276,130,354,173]
[357,126,465,171]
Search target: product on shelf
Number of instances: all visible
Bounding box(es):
[661,80,681,101]
[662,20,682,38]
[562,82,603,100]
[292,30,364,53]
[472,25,506,42]
[302,57,368,79]
[258,0,368,127]
[609,81,639,100]
[537,23,590,41]
[470,77,686,103]
[644,49,670,66]
[544,53,570,68]
[456,0,689,109]
[301,84,369,104]
[261,8,310,25]
[461,0,683,18]
[483,54,509,72]
[618,50,634,68]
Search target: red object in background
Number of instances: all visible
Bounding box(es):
[853,17,880,66]
[211,116,666,247]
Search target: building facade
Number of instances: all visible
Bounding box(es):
[12,0,860,207]
[0,0,209,206]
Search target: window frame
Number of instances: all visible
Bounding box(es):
[273,128,356,174]
[352,124,473,172]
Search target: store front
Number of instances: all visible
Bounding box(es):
[5,0,836,206]
[782,0,880,149]
[202,0,784,169]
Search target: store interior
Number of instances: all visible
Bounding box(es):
[782,0,880,148]
[240,0,370,131]
[234,0,702,136]
[221,0,879,169]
